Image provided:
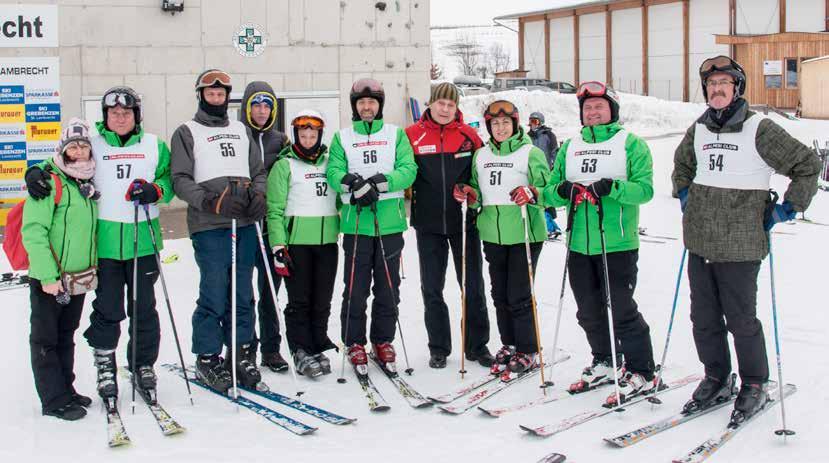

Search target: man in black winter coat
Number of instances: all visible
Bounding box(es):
[239,81,290,372]
[528,112,561,239]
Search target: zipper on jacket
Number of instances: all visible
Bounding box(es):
[619,205,624,238]
[259,133,265,163]
[320,216,325,244]
[584,205,590,254]
[60,182,71,265]
[88,196,95,264]
[440,126,447,234]
[495,206,502,243]
[119,223,124,260]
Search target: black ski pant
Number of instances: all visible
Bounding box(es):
[29,279,85,413]
[254,241,282,355]
[482,241,542,354]
[416,228,490,357]
[688,254,769,384]
[284,244,338,355]
[340,233,403,346]
[84,256,160,369]
[568,250,655,377]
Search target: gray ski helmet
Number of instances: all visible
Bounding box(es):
[101,86,142,126]
[350,78,385,121]
[529,112,545,124]
[699,55,746,102]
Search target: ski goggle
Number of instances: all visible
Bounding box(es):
[577,81,610,99]
[351,78,383,94]
[103,91,138,109]
[529,117,541,123]
[484,100,518,120]
[250,93,274,108]
[292,115,324,130]
[197,70,232,89]
[699,56,737,75]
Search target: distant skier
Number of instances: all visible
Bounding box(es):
[528,111,561,240]
[672,56,821,420]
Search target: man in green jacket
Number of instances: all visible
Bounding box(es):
[672,56,821,420]
[24,87,174,403]
[543,82,656,406]
[326,78,416,369]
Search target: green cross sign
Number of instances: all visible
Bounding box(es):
[238,28,262,53]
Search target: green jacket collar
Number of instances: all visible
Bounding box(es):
[95,121,144,147]
[487,127,531,154]
[580,122,623,143]
[282,143,329,166]
[352,119,385,135]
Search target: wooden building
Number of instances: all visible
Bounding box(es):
[799,55,829,118]
[497,0,829,108]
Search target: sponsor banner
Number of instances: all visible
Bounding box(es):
[0,85,25,104]
[0,125,26,139]
[26,121,60,142]
[25,103,60,122]
[0,141,27,161]
[26,140,56,161]
[0,104,24,123]
[0,179,26,199]
[0,160,26,180]
[0,5,59,48]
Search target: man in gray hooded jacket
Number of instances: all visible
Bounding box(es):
[239,81,289,372]
[171,69,267,393]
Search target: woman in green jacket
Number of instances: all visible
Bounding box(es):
[22,118,98,421]
[542,82,656,406]
[454,100,550,378]
[267,110,340,378]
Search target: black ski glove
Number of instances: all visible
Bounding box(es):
[246,187,267,221]
[203,182,248,219]
[25,166,51,200]
[340,173,362,193]
[125,179,161,205]
[556,181,577,201]
[368,173,389,193]
[588,178,614,198]
[350,176,379,207]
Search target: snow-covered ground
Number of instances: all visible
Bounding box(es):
[2,101,828,462]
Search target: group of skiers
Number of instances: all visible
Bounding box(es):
[20,55,821,425]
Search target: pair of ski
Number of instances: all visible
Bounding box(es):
[162,364,355,436]
[105,368,186,447]
[0,272,29,291]
[351,353,433,412]
[431,351,572,415]
[604,381,796,463]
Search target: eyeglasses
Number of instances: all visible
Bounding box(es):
[292,115,324,130]
[103,91,138,109]
[197,70,232,89]
[484,100,518,119]
[705,79,735,88]
[700,56,736,75]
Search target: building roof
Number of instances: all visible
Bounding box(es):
[494,0,610,20]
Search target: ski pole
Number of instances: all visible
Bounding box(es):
[648,247,687,406]
[459,201,468,378]
[231,218,239,404]
[768,230,795,438]
[372,202,414,375]
[337,204,362,384]
[594,196,623,409]
[254,221,303,396]
[131,200,139,414]
[521,204,551,393]
[142,204,194,405]
[546,190,580,385]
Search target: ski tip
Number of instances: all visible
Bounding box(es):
[336,378,347,384]
[535,452,566,463]
[603,437,624,447]
[370,405,391,413]
[477,407,498,418]
[405,368,415,375]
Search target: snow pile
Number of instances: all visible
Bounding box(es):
[460,90,707,140]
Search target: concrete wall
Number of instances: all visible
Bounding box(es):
[549,16,575,84]
[523,20,546,78]
[0,0,431,142]
[689,0,730,103]
[611,7,642,94]
[648,2,683,101]
[736,0,779,35]
[579,12,606,83]
[786,0,826,33]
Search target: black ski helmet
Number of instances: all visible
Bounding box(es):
[699,55,746,102]
[101,86,142,130]
[350,78,385,121]
[290,109,325,161]
[577,81,620,125]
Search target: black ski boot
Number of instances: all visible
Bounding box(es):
[466,348,495,368]
[731,382,769,423]
[134,365,158,391]
[93,349,118,399]
[43,402,87,421]
[429,353,447,369]
[261,351,289,373]
[314,352,332,375]
[224,343,262,388]
[70,391,92,408]
[683,374,737,413]
[196,354,233,393]
[294,349,323,378]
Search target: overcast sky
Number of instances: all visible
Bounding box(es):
[430,0,582,27]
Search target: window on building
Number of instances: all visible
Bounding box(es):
[765,75,782,89]
[785,58,798,88]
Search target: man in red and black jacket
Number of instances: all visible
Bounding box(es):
[405,83,493,369]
